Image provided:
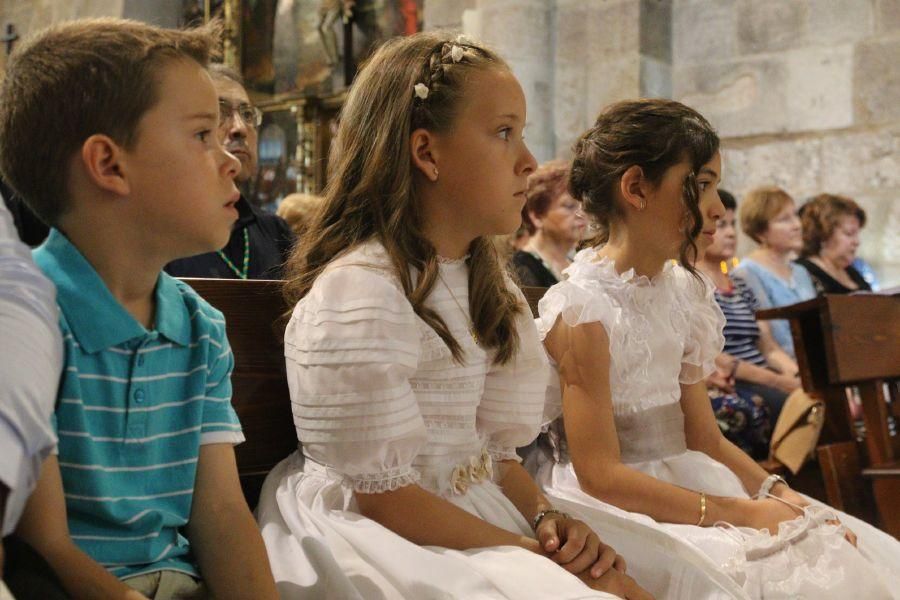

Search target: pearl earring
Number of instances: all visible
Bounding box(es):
[433,166,439,180]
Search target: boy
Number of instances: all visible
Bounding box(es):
[0,18,277,599]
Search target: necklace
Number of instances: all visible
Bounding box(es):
[217,228,250,279]
[437,271,479,346]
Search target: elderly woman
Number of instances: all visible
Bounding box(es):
[797,194,872,294]
[697,191,799,444]
[731,187,816,359]
[511,161,586,287]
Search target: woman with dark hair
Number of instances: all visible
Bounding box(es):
[511,160,586,287]
[696,190,799,451]
[797,194,871,294]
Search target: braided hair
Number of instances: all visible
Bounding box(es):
[282,32,523,365]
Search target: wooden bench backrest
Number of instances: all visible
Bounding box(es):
[521,286,547,319]
[180,278,297,508]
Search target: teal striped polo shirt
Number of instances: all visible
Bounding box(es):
[33,229,244,580]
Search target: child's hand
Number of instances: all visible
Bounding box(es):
[536,514,625,578]
[579,568,655,600]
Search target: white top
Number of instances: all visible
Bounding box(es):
[285,240,549,496]
[536,246,724,420]
[0,199,61,536]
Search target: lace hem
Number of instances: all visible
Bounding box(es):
[487,444,521,464]
[350,467,421,494]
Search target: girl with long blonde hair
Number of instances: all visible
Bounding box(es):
[256,32,651,599]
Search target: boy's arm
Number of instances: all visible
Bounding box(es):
[186,443,278,600]
[15,456,148,600]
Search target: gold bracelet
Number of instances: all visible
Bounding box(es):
[696,492,707,526]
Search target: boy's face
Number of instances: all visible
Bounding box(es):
[122,59,241,258]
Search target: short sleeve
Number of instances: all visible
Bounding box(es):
[535,278,618,426]
[285,263,427,493]
[200,318,245,445]
[478,284,549,463]
[535,279,617,342]
[679,275,726,384]
[732,265,772,310]
[735,277,760,312]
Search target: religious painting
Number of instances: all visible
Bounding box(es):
[241,0,424,98]
[247,107,299,211]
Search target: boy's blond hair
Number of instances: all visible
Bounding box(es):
[0,17,221,226]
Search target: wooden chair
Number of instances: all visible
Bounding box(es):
[757,293,900,535]
[180,278,297,509]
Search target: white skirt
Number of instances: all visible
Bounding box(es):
[256,451,619,599]
[539,450,900,600]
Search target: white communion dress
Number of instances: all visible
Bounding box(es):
[256,241,620,599]
[533,247,900,599]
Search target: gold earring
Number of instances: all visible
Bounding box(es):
[433,166,439,180]
[639,199,646,211]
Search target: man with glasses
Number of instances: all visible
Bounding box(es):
[166,64,295,280]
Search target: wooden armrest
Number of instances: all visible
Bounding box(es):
[862,462,900,478]
[758,458,788,476]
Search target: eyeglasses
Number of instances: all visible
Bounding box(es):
[218,100,263,129]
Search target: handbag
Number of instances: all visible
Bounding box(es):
[768,389,825,474]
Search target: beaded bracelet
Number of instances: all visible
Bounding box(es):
[532,508,569,532]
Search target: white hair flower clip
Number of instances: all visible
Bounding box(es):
[414,83,429,100]
[450,45,464,63]
[455,34,474,45]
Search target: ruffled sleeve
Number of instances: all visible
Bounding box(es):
[284,259,427,494]
[477,284,550,463]
[678,271,726,384]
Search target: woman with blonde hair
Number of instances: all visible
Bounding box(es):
[730,186,816,358]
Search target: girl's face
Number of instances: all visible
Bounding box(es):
[705,208,737,262]
[760,201,801,253]
[533,191,586,245]
[820,214,862,268]
[694,152,726,254]
[431,68,538,238]
[649,151,724,255]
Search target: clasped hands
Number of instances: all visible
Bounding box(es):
[534,513,654,599]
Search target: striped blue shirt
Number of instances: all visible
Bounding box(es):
[33,229,244,580]
[714,277,768,367]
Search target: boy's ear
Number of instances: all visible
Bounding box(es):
[410,128,439,182]
[619,165,648,211]
[80,134,130,197]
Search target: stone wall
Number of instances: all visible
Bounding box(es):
[673,0,900,284]
[0,0,181,72]
[425,0,899,285]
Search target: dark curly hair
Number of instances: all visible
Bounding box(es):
[569,99,719,273]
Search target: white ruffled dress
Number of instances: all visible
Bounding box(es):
[256,241,618,599]
[534,247,900,600]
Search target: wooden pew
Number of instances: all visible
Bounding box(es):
[757,293,900,535]
[180,278,297,509]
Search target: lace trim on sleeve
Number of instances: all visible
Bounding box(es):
[487,442,522,464]
[351,466,421,494]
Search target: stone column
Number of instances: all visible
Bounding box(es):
[555,0,672,158]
